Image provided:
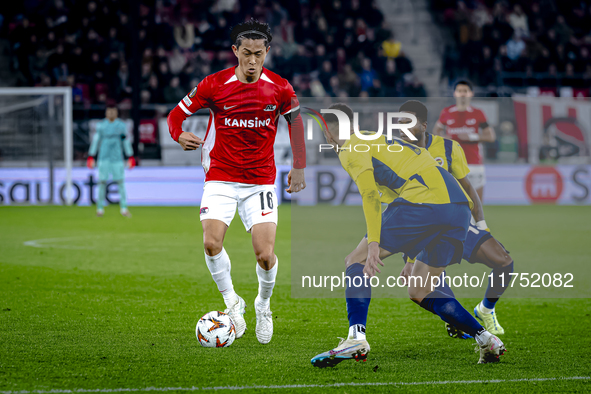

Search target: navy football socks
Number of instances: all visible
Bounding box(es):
[436,271,456,298]
[345,263,371,328]
[420,290,483,337]
[483,262,514,310]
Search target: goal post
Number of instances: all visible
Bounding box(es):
[0,87,74,205]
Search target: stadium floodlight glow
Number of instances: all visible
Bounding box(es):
[0,87,74,205]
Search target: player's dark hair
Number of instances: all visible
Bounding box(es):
[231,19,272,49]
[454,79,473,91]
[398,100,428,123]
[323,102,354,125]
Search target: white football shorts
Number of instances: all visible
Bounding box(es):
[199,181,278,232]
[467,164,486,190]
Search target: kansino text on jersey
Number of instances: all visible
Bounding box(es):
[224,117,272,128]
[319,143,405,153]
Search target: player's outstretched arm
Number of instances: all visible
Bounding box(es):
[284,111,306,193]
[433,120,446,136]
[87,123,101,168]
[450,141,485,222]
[167,106,203,151]
[458,176,485,224]
[479,125,496,143]
[121,124,134,159]
[355,170,384,277]
[167,82,210,150]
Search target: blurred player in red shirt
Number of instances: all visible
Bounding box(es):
[167,19,306,345]
[433,80,496,201]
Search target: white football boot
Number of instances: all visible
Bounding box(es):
[224,295,246,338]
[255,300,273,344]
[311,337,370,368]
[476,334,506,364]
[474,302,505,335]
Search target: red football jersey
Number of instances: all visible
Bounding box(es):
[168,67,303,185]
[438,105,489,165]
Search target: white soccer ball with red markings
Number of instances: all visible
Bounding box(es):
[196,311,236,348]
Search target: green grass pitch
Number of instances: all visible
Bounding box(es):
[1,205,590,393]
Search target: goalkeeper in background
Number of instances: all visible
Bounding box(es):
[87,105,135,217]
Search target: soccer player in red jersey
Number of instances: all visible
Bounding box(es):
[433,80,496,202]
[166,19,306,345]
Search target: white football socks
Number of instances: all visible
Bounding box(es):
[475,329,493,346]
[255,256,278,310]
[479,301,495,314]
[348,324,366,340]
[204,248,237,309]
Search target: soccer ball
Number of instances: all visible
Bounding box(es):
[196,311,236,348]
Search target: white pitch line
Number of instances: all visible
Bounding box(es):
[1,376,588,393]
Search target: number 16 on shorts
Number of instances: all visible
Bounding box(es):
[259,191,274,214]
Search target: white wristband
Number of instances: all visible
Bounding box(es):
[476,220,488,230]
[468,134,479,141]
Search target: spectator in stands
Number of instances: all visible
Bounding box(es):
[477,46,496,86]
[168,48,186,75]
[318,60,333,93]
[395,52,413,75]
[147,74,163,103]
[553,15,573,45]
[174,18,195,50]
[381,58,401,96]
[382,32,401,58]
[508,5,528,37]
[339,64,361,97]
[534,48,552,73]
[358,58,377,92]
[497,45,513,72]
[403,74,427,97]
[310,78,327,97]
[157,61,172,88]
[115,62,132,100]
[6,0,422,102]
[506,33,525,61]
[163,76,185,103]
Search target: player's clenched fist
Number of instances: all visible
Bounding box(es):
[286,168,306,194]
[178,131,204,151]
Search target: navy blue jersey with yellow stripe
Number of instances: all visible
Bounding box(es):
[338,134,473,244]
[423,133,470,180]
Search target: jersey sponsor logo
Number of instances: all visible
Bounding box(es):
[446,119,455,125]
[466,118,477,125]
[188,87,197,98]
[434,157,444,166]
[262,211,273,216]
[264,104,277,111]
[200,207,209,215]
[224,105,237,110]
[447,126,477,134]
[182,96,192,106]
[224,117,272,128]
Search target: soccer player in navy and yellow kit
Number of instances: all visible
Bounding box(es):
[398,101,513,338]
[310,103,505,367]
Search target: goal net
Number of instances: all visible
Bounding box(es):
[0,87,73,205]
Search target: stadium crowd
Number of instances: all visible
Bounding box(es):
[435,0,591,92]
[3,0,425,104]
